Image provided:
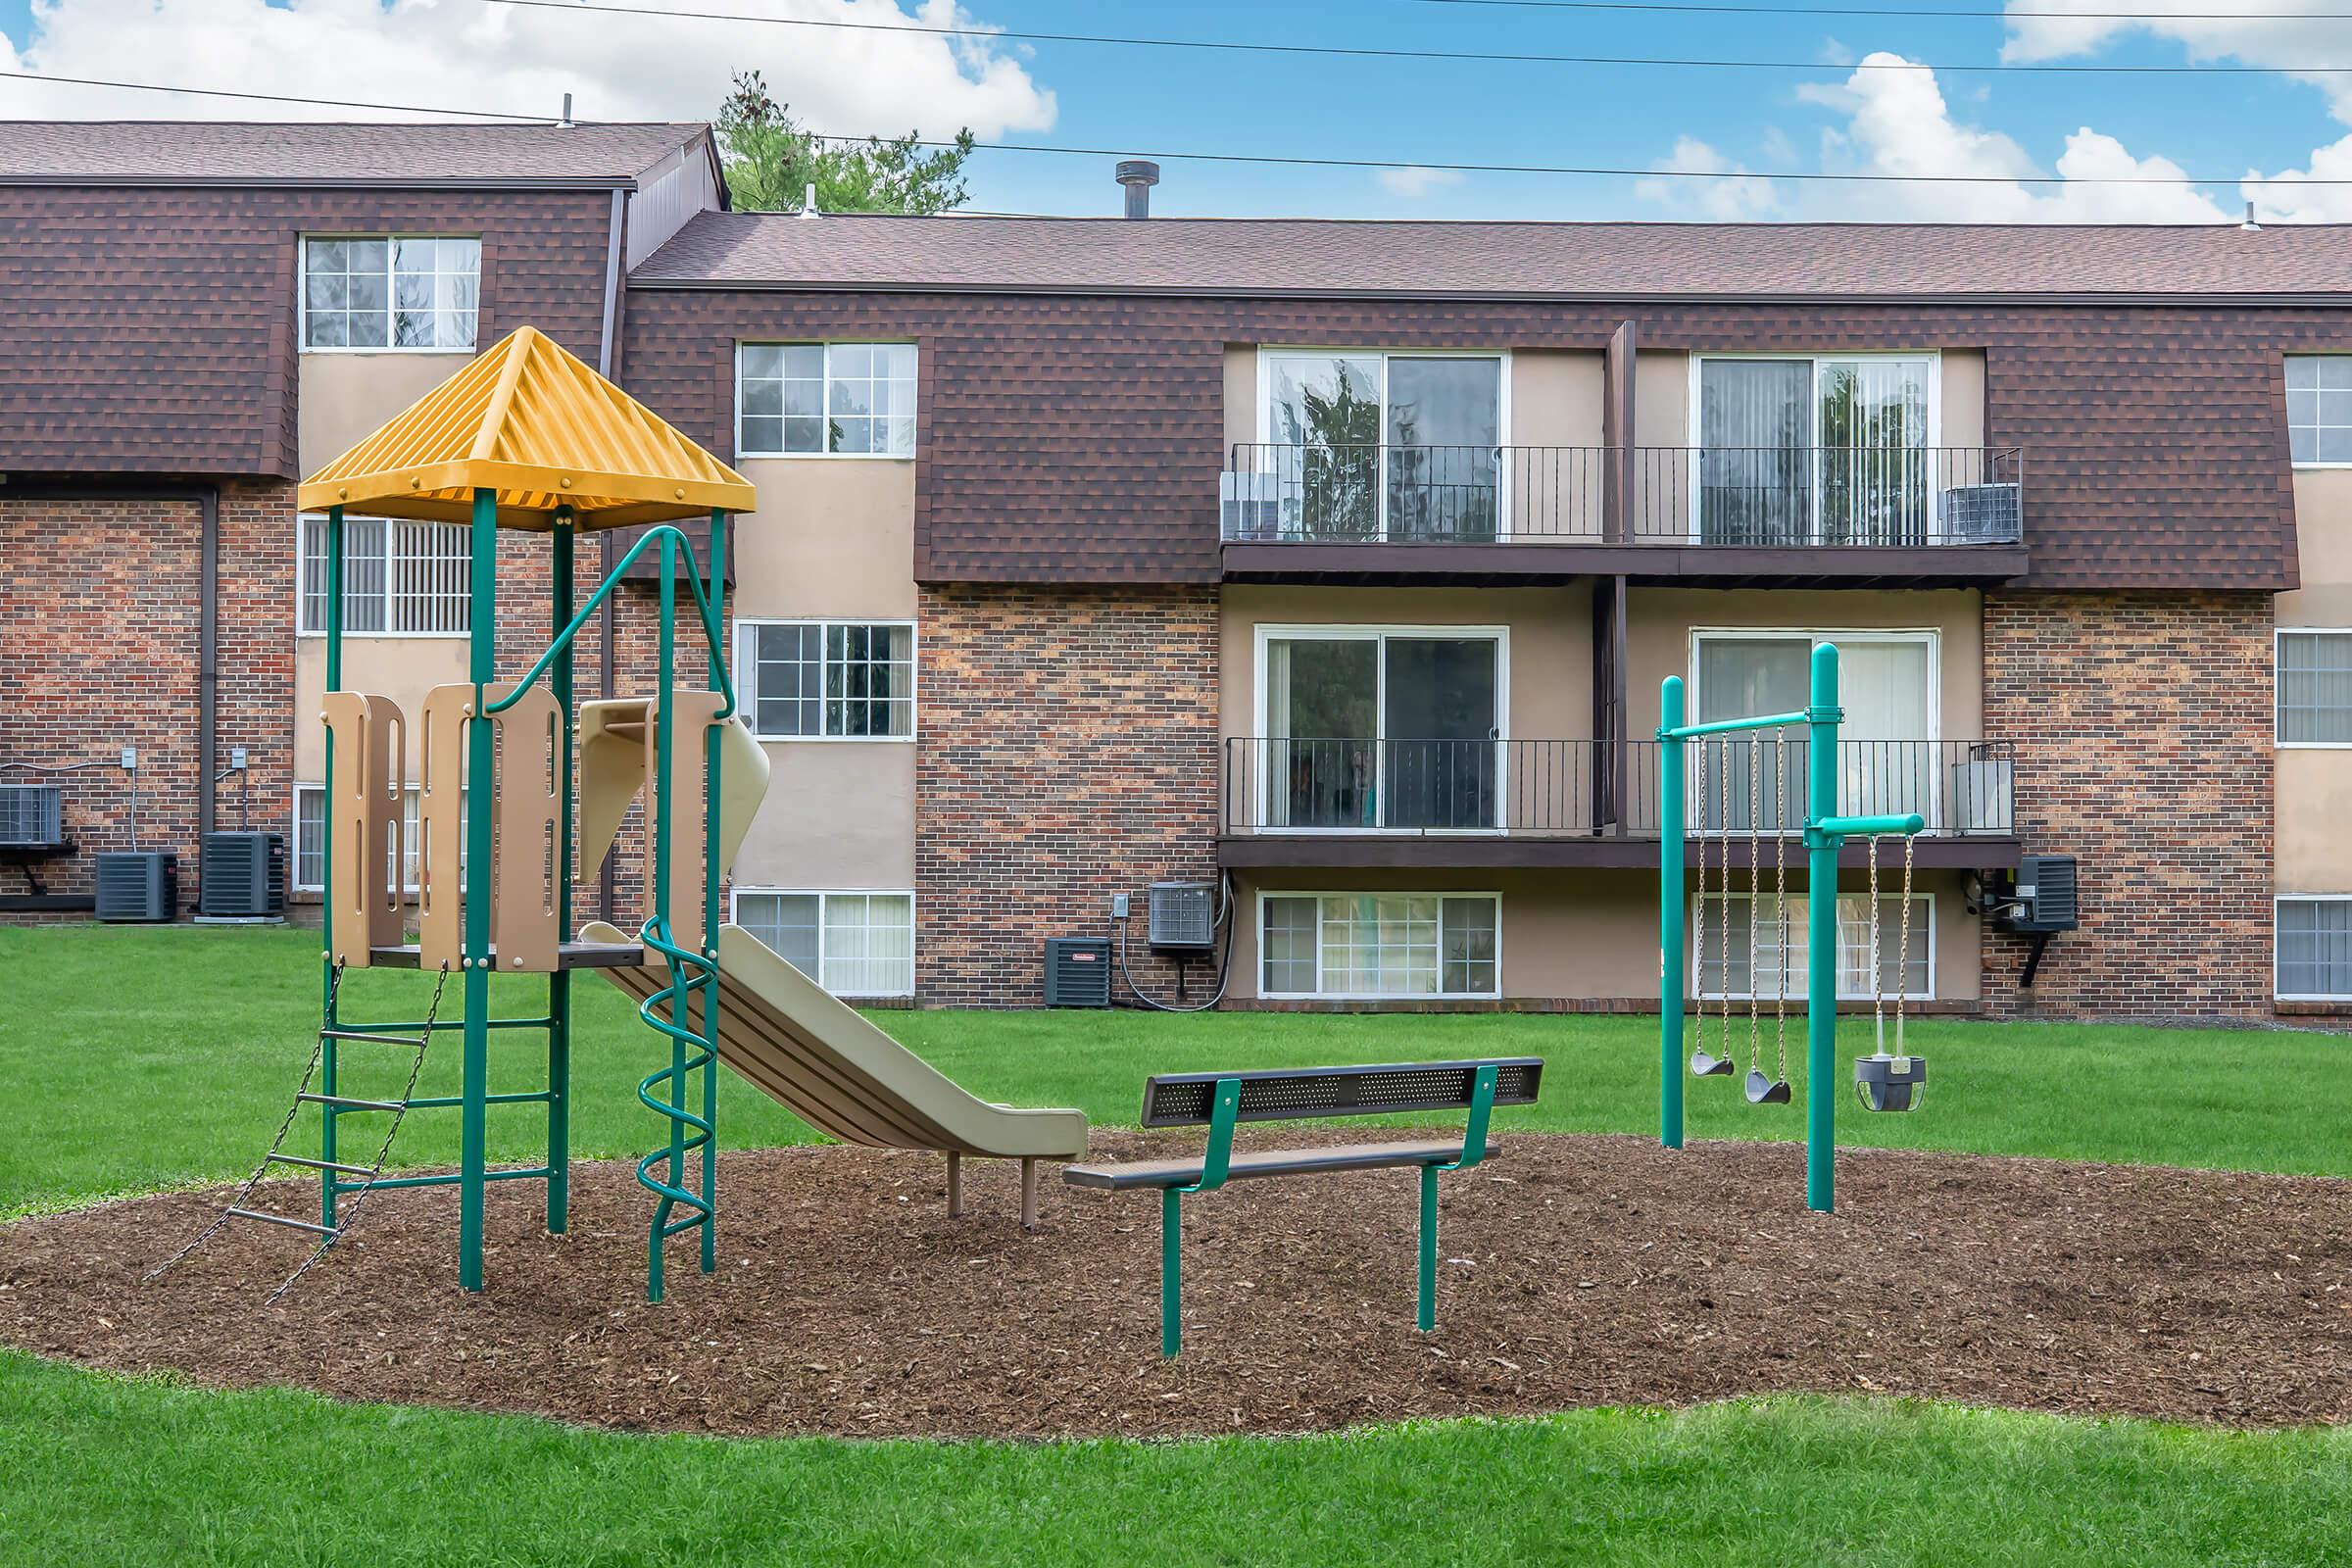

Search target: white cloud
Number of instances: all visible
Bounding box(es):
[2002,2,2352,120]
[1376,165,1465,199]
[1631,135,1779,219]
[0,0,1055,138]
[2243,132,2352,220]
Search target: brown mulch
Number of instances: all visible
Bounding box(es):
[4,1132,2350,1439]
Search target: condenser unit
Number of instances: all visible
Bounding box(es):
[94,851,176,923]
[1994,855,2079,934]
[1938,482,2023,544]
[198,831,287,919]
[1044,937,1112,1007]
[1218,470,1293,541]
[0,785,64,849]
[1147,881,1218,955]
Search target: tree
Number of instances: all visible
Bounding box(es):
[715,72,976,216]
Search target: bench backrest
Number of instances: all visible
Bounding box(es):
[1141,1058,1544,1129]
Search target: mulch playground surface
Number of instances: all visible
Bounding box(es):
[5,1132,2350,1440]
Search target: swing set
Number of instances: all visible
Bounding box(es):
[1657,641,1930,1214]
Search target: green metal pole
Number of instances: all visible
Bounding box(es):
[1803,642,1843,1214]
[320,506,345,1230]
[459,486,498,1291]
[547,511,574,1235]
[1417,1164,1440,1331]
[1160,1187,1182,1358]
[648,531,679,1302]
[700,509,724,1276]
[1658,674,1687,1150]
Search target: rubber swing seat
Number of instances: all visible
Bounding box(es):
[1744,1068,1791,1104]
[1690,1049,1735,1078]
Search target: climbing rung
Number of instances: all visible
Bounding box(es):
[267,1153,373,1175]
[320,1029,426,1047]
[297,1093,406,1112]
[226,1207,339,1236]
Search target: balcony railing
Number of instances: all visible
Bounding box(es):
[1220,444,2024,548]
[1222,738,2015,838]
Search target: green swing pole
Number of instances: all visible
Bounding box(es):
[319,505,345,1230]
[459,485,498,1292]
[547,509,575,1234]
[1658,675,1687,1151]
[1802,642,1842,1214]
[700,509,725,1276]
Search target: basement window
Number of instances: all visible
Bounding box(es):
[2278,898,2352,1000]
[734,890,914,998]
[292,785,443,894]
[1259,892,1499,1000]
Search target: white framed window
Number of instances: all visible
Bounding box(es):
[734,889,915,998]
[301,235,479,351]
[292,784,437,894]
[2287,356,2352,466]
[1254,349,1509,540]
[298,514,470,636]
[1257,891,1499,1000]
[736,343,917,457]
[2278,897,2352,1000]
[2278,629,2352,747]
[1692,893,1934,1002]
[1690,628,1939,830]
[737,619,915,740]
[1689,353,1941,545]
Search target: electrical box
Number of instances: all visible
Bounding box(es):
[1993,855,2078,934]
[1147,881,1217,954]
[1044,937,1112,1007]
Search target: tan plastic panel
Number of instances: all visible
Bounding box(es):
[493,684,563,973]
[320,691,405,964]
[576,698,648,886]
[641,690,725,961]
[416,682,472,971]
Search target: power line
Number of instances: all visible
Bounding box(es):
[1401,0,2352,17]
[4,66,2347,188]
[477,0,2352,75]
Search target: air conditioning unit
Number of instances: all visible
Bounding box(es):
[1939,482,2022,544]
[199,831,287,918]
[1948,753,2014,834]
[1044,936,1112,1007]
[1219,470,1293,541]
[1993,854,2079,934]
[0,785,65,849]
[95,851,177,923]
[1147,881,1218,955]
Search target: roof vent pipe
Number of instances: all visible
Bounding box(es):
[561,92,574,128]
[1116,159,1160,219]
[800,181,820,219]
[2241,199,2261,231]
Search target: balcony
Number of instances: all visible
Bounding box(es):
[1217,737,2022,870]
[1218,444,2028,585]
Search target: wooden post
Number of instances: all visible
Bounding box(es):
[1020,1157,1039,1230]
[946,1152,963,1218]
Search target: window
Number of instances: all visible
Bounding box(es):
[734,890,914,997]
[302,236,479,351]
[1257,627,1504,831]
[1691,630,1936,829]
[739,621,914,739]
[737,343,917,457]
[1694,894,1933,1002]
[1258,893,1499,999]
[1693,355,1937,545]
[1257,351,1505,540]
[2287,357,2352,466]
[2278,898,2352,1000]
[293,785,433,893]
[2278,630,2352,746]
[299,515,470,635]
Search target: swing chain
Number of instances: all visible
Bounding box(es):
[1746,731,1761,1072]
[1773,727,1788,1082]
[1867,833,1886,1054]
[1717,736,1733,1068]
[1690,736,1706,1048]
[1894,827,1916,1057]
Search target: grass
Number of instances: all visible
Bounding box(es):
[2,923,2349,1565]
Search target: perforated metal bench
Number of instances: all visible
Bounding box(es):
[1065,1057,1544,1356]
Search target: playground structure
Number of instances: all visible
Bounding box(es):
[151,326,1086,1303]
[1656,642,1927,1213]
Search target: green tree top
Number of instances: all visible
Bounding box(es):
[716,72,977,216]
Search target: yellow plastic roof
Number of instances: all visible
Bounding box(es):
[297,325,756,531]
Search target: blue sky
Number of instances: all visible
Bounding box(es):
[5,0,2352,221]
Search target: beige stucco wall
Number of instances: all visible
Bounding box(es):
[297,353,476,471]
[1940,350,1986,451]
[1219,583,1595,744]
[292,636,469,781]
[1634,350,1690,447]
[2278,468,2352,893]
[1224,867,1977,1002]
[732,741,918,891]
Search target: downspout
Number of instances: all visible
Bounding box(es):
[597,185,628,921]
[197,483,221,849]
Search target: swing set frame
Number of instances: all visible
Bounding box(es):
[1656,641,1923,1213]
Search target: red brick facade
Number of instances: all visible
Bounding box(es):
[914,585,1220,1006]
[1981,590,2276,1020]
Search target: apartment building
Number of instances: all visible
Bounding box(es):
[3,122,2344,1022]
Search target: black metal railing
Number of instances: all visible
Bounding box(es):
[1222,737,2014,839]
[1219,444,2024,548]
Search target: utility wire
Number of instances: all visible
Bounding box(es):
[477,0,2352,74]
[7,66,2351,187]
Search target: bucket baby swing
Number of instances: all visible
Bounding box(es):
[1656,641,1930,1214]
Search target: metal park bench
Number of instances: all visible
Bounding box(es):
[1064,1057,1544,1356]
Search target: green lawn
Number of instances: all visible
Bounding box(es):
[2,923,2349,1566]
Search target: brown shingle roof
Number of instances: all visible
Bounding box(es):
[632,211,2352,299]
[0,121,710,186]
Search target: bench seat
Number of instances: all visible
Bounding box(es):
[1065,1138,1500,1192]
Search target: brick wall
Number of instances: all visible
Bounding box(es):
[1982,590,2275,1020]
[915,585,1220,1006]
[0,481,294,914]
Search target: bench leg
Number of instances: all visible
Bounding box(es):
[1020,1157,1039,1230]
[1418,1164,1439,1332]
[947,1152,963,1218]
[1160,1187,1183,1358]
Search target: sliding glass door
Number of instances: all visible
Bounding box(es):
[1264,352,1503,541]
[1262,630,1502,831]
[1692,632,1936,831]
[1696,356,1935,546]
